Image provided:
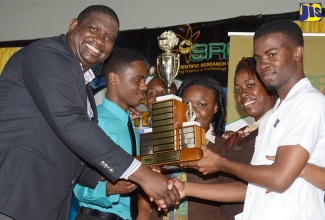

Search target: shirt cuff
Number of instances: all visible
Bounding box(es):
[120,159,141,180]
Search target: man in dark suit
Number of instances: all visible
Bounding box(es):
[0,5,178,220]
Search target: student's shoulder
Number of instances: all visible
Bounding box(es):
[300,88,325,108]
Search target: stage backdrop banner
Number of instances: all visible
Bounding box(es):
[227,32,325,131]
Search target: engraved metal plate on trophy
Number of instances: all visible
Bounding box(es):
[136,31,204,170]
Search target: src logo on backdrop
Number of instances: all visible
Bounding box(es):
[172,26,200,63]
[299,3,322,21]
[173,26,229,64]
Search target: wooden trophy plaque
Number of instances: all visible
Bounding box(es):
[136,95,204,170]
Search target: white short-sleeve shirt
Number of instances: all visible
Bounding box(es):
[239,78,325,220]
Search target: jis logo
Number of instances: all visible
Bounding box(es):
[300,3,322,21]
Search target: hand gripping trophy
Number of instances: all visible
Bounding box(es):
[157,30,180,94]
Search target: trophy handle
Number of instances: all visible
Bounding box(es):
[174,54,180,76]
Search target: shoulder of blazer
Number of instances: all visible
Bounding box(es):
[31,34,79,66]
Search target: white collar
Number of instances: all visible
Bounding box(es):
[205,123,215,144]
[253,109,272,127]
[80,63,96,85]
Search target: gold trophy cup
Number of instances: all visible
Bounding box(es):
[156,30,180,94]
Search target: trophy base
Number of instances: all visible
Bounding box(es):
[135,148,203,170]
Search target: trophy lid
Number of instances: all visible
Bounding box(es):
[156,94,182,102]
[182,121,201,127]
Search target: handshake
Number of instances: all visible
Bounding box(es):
[152,176,187,210]
[134,145,219,211]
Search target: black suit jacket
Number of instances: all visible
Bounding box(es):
[0,35,133,220]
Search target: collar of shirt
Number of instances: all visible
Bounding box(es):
[80,63,96,85]
[252,109,272,127]
[274,77,311,109]
[205,123,215,144]
[101,98,129,124]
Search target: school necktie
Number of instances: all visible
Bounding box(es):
[127,116,138,219]
[128,116,137,157]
